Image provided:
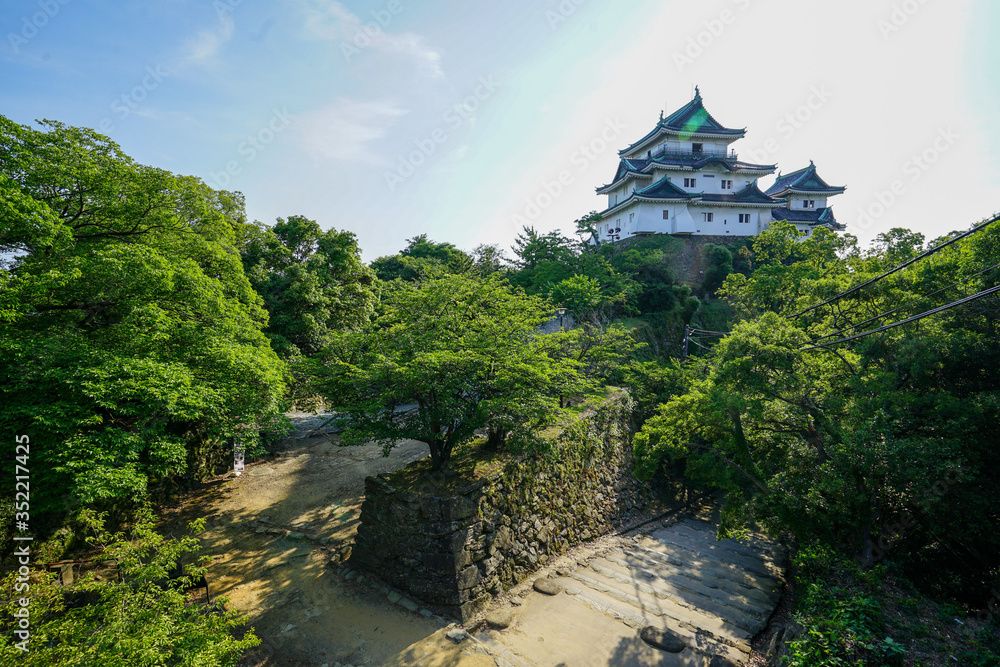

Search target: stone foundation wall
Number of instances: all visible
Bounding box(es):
[349,390,651,620]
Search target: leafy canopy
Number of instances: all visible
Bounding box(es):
[0,115,287,529]
[313,274,586,469]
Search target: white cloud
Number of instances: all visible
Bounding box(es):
[301,0,443,77]
[296,98,409,165]
[179,13,234,67]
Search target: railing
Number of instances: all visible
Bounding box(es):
[645,146,738,161]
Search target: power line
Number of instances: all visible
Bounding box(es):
[803,285,1000,351]
[809,261,1000,344]
[792,214,1000,319]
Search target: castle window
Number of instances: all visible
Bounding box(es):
[684,178,697,188]
[702,212,714,222]
[663,210,670,220]
[739,214,751,223]
[803,200,816,209]
[692,143,703,154]
[721,180,734,190]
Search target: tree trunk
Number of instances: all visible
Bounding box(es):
[429,441,444,471]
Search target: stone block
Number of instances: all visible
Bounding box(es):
[423,552,458,573]
[420,496,443,521]
[443,496,476,522]
[457,565,481,590]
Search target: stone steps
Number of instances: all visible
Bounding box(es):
[563,567,756,641]
[644,530,780,580]
[481,514,786,666]
[554,578,749,664]
[674,521,787,565]
[545,518,786,666]
[627,539,780,596]
[607,546,778,607]
[591,554,772,624]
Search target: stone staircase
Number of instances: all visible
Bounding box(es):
[479,515,787,666]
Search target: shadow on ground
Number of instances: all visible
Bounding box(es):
[160,413,438,667]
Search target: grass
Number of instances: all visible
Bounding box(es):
[784,546,1000,666]
[386,388,621,496]
[386,437,512,496]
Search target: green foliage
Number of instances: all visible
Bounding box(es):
[510,226,638,321]
[701,243,734,294]
[551,274,604,321]
[0,509,258,666]
[240,215,377,356]
[784,546,889,667]
[312,274,588,469]
[0,116,287,529]
[370,234,474,282]
[635,220,1000,603]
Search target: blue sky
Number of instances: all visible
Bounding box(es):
[2,0,998,260]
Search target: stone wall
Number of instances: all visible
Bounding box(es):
[349,390,651,620]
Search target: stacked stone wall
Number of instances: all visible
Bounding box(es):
[350,390,652,620]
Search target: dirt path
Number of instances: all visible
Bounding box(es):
[162,413,446,667]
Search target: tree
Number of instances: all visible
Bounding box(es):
[240,216,377,357]
[573,210,603,246]
[0,509,259,666]
[370,234,475,282]
[634,221,1000,604]
[0,116,287,529]
[313,275,585,469]
[701,243,734,294]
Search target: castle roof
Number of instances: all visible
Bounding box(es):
[635,175,699,200]
[650,155,776,173]
[765,162,846,196]
[620,88,746,156]
[771,206,845,231]
[702,182,783,206]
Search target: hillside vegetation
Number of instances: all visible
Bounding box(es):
[1,116,998,664]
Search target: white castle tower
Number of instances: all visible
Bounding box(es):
[595,88,845,242]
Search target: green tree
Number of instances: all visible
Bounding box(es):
[0,116,286,529]
[313,275,585,469]
[240,215,377,356]
[370,234,475,282]
[634,220,1000,604]
[0,509,259,666]
[701,243,734,294]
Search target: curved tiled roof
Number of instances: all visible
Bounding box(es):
[636,175,698,200]
[771,206,845,230]
[649,155,776,173]
[765,162,846,196]
[660,88,745,137]
[702,182,783,205]
[620,88,746,155]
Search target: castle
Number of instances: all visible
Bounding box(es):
[595,88,845,242]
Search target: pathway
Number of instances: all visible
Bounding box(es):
[470,508,786,667]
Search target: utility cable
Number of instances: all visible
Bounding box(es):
[809,261,1000,344]
[802,285,1000,351]
[792,215,1000,319]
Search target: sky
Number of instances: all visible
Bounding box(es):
[2,0,998,261]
